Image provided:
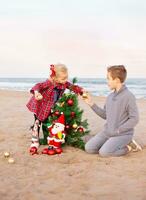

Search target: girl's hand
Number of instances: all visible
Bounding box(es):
[34,91,43,101]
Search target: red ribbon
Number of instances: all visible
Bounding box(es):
[50,64,56,77]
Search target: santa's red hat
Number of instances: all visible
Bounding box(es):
[56,112,65,125]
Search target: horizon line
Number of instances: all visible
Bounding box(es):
[0,77,146,79]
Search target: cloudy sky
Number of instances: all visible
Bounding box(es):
[0,0,146,78]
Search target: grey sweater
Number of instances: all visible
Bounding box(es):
[91,85,139,137]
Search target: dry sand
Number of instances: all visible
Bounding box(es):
[0,90,146,200]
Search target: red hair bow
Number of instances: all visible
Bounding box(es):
[50,64,56,77]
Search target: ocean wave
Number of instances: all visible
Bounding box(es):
[0,78,146,99]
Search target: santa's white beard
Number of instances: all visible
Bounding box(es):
[52,125,64,134]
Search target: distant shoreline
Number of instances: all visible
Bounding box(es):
[0,77,146,99]
[0,89,146,101]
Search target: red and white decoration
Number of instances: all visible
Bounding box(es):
[42,113,66,155]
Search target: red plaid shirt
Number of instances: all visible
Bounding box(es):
[26,79,83,121]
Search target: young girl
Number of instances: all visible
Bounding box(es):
[26,64,83,154]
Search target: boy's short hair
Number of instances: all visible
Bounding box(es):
[107,65,127,83]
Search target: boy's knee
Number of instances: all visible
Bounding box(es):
[99,148,111,157]
[85,143,98,154]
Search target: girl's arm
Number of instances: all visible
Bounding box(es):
[66,81,83,95]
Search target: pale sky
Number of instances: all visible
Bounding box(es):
[0,0,146,78]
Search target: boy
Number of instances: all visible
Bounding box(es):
[84,65,141,157]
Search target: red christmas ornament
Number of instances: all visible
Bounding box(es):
[77,127,84,133]
[29,147,38,155]
[55,148,63,154]
[67,99,74,106]
[65,124,70,129]
[42,148,49,154]
[48,149,56,155]
[54,110,60,116]
[71,111,75,118]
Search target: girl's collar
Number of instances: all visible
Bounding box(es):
[49,79,67,89]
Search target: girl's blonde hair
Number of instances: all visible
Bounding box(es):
[50,63,68,80]
[54,63,68,76]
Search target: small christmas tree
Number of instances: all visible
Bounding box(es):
[40,78,89,150]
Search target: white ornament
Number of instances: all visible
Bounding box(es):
[4,152,10,158]
[8,158,15,164]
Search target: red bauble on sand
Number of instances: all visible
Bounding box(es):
[42,148,49,154]
[67,99,74,106]
[55,148,63,154]
[29,147,38,155]
[48,149,56,155]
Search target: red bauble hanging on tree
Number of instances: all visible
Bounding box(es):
[65,124,70,130]
[54,110,60,116]
[77,127,84,133]
[67,99,74,106]
[70,111,75,118]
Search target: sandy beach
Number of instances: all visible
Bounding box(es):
[0,90,146,200]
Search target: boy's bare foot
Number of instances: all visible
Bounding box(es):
[128,139,142,152]
[127,145,132,153]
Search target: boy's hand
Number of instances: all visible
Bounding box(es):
[82,92,94,106]
[34,91,43,100]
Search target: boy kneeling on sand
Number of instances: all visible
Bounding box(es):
[83,65,142,157]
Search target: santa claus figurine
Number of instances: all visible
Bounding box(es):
[42,113,66,155]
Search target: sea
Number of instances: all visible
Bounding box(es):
[0,78,146,99]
